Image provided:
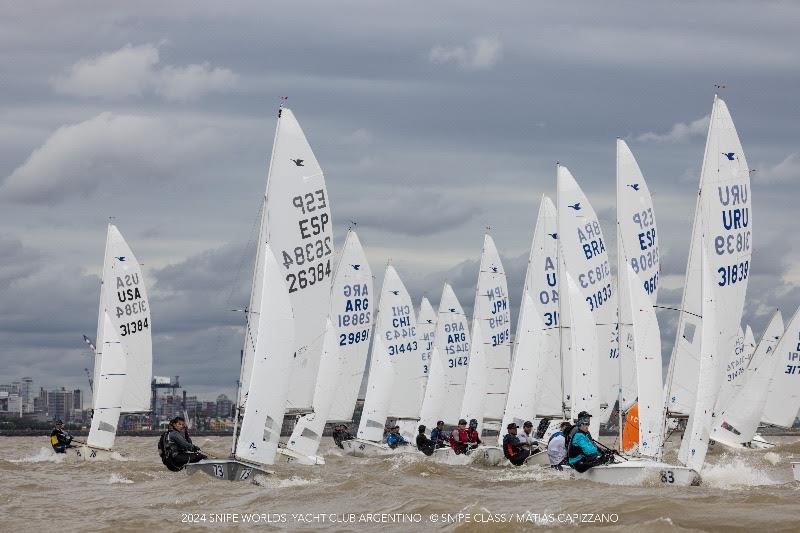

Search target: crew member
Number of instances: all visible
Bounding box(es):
[386,425,408,448]
[502,423,532,466]
[50,420,74,454]
[332,424,354,448]
[547,421,572,469]
[158,416,207,472]
[416,425,436,456]
[467,419,482,447]
[567,417,609,472]
[518,420,540,451]
[430,420,447,448]
[449,419,471,454]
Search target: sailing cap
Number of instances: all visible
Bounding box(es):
[469,419,478,428]
[523,420,533,428]
[418,425,426,432]
[458,419,467,425]
[577,411,592,419]
[507,422,519,430]
[171,415,186,424]
[436,420,444,425]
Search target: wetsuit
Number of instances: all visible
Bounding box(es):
[502,433,532,466]
[159,429,206,471]
[567,431,605,473]
[50,428,73,453]
[386,432,407,449]
[416,434,436,456]
[332,426,354,448]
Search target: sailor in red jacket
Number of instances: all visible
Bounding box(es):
[467,419,482,446]
[449,419,471,454]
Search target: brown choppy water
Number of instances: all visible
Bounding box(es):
[2,435,799,532]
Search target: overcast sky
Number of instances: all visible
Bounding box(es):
[1,1,798,401]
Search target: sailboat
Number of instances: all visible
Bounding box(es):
[557,165,618,424]
[187,244,295,481]
[278,230,373,465]
[341,266,419,457]
[500,196,567,458]
[758,306,800,440]
[76,224,152,461]
[710,310,783,449]
[679,95,753,473]
[187,106,329,480]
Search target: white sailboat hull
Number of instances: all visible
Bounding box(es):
[275,446,325,466]
[341,438,399,457]
[65,445,119,462]
[573,460,700,487]
[184,459,270,482]
[523,450,551,466]
[431,446,505,466]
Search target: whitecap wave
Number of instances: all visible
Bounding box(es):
[9,447,65,463]
[108,473,133,484]
[702,454,780,488]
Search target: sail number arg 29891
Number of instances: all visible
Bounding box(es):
[340,329,369,346]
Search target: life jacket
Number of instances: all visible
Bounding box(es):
[449,428,470,453]
[502,433,522,460]
[158,431,186,472]
[467,429,481,444]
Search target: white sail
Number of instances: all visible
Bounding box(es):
[762,306,800,428]
[711,311,784,447]
[418,283,471,425]
[357,266,414,441]
[87,313,126,450]
[743,325,756,362]
[417,297,437,386]
[511,196,563,417]
[357,336,392,442]
[617,140,659,412]
[472,234,511,422]
[460,321,488,425]
[558,165,616,422]
[240,107,334,413]
[234,244,295,466]
[92,229,111,410]
[682,96,753,470]
[419,346,448,429]
[565,272,601,437]
[285,320,342,460]
[501,295,545,433]
[385,272,424,422]
[326,231,374,422]
[713,326,747,415]
[623,263,663,458]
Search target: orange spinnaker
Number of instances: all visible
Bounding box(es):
[621,402,639,452]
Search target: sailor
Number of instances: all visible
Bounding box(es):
[430,420,447,448]
[332,424,354,448]
[415,425,436,456]
[547,421,572,470]
[449,419,471,455]
[566,410,592,450]
[386,425,408,449]
[567,416,608,472]
[502,422,532,466]
[158,416,207,472]
[518,420,540,451]
[50,420,74,453]
[467,419,482,447]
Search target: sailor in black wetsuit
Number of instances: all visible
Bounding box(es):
[158,416,206,471]
[50,420,74,453]
[332,424,355,448]
[415,425,436,456]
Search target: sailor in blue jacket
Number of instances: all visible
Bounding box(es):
[567,416,607,472]
[430,420,447,448]
[386,425,408,449]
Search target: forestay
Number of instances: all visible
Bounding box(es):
[711,311,783,447]
[240,107,333,414]
[558,166,617,422]
[235,244,295,466]
[472,235,511,422]
[326,231,374,422]
[617,140,659,412]
[761,306,800,428]
[683,96,753,471]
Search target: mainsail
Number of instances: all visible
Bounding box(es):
[761,306,800,428]
[558,165,616,422]
[240,107,333,414]
[417,297,437,388]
